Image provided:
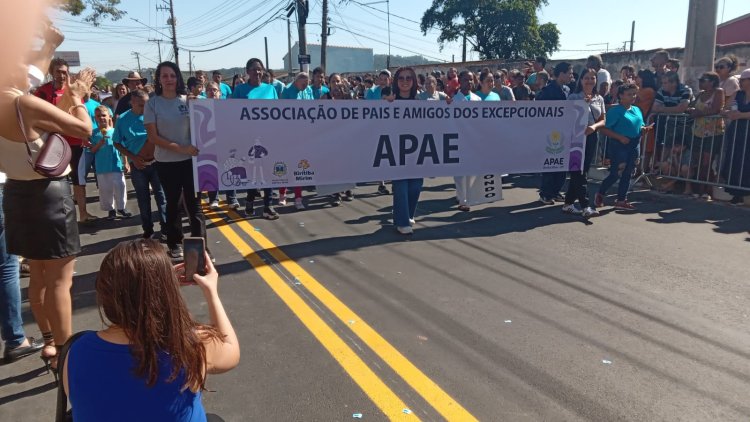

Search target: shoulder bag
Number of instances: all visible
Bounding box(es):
[15,96,72,178]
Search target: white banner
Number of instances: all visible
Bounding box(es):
[467,174,504,206]
[191,99,589,192]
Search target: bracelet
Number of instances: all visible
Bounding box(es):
[69,104,87,114]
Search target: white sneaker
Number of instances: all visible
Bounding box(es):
[294,198,305,210]
[582,207,600,218]
[408,218,415,226]
[561,204,583,215]
[278,197,287,206]
[209,200,219,210]
[396,226,413,235]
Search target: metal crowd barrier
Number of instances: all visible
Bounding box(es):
[591,113,749,195]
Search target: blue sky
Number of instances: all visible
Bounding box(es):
[52,0,750,73]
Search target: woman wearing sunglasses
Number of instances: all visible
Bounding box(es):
[715,54,740,110]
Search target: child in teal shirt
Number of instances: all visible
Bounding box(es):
[90,106,132,220]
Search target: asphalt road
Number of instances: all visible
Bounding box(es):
[1,175,749,421]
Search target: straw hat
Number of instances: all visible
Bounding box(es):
[122,71,147,85]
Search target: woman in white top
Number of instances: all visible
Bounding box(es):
[0,63,94,375]
[715,55,740,110]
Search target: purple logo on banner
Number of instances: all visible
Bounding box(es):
[567,102,589,172]
[192,104,219,191]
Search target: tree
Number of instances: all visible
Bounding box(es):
[420,0,560,60]
[59,0,126,26]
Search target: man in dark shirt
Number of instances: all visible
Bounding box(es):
[537,62,573,204]
[114,71,147,118]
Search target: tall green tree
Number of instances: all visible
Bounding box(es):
[420,0,560,60]
[59,0,126,26]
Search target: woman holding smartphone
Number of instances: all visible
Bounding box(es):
[63,239,240,420]
[145,61,206,259]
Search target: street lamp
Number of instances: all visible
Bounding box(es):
[361,0,390,69]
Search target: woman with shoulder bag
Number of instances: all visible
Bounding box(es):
[0,64,94,376]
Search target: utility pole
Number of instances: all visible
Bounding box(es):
[296,0,309,73]
[462,32,467,62]
[287,17,293,74]
[682,0,719,90]
[157,0,179,68]
[386,0,391,69]
[149,39,164,63]
[264,37,269,71]
[321,0,328,72]
[188,50,193,75]
[132,52,142,74]
[629,21,635,51]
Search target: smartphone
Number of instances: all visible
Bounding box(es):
[183,237,206,284]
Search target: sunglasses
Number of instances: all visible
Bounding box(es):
[397,76,413,82]
[714,65,726,70]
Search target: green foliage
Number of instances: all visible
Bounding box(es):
[420,0,560,60]
[59,0,127,26]
[95,75,112,89]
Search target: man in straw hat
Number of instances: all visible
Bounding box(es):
[114,71,147,119]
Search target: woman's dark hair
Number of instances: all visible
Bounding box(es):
[715,54,738,72]
[245,58,266,71]
[621,65,635,73]
[660,71,681,87]
[637,69,657,90]
[573,68,598,95]
[380,86,393,97]
[154,61,186,96]
[327,72,341,85]
[96,239,220,392]
[699,71,721,88]
[617,82,638,100]
[391,66,418,99]
[231,74,241,90]
[436,78,445,91]
[479,67,493,83]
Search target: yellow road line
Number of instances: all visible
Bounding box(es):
[207,212,419,420]
[226,210,478,422]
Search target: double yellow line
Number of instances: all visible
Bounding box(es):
[206,208,477,421]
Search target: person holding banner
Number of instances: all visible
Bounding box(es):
[595,83,651,211]
[145,61,207,258]
[477,69,501,101]
[537,62,573,205]
[366,70,393,195]
[390,67,423,235]
[279,73,312,209]
[231,58,279,220]
[452,70,482,212]
[564,68,605,218]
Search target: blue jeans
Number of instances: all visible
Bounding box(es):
[0,188,25,348]
[599,140,640,201]
[540,171,567,199]
[130,163,167,234]
[392,178,423,227]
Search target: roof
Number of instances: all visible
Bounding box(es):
[718,12,750,28]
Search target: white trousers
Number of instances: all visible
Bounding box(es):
[454,175,477,205]
[97,172,127,211]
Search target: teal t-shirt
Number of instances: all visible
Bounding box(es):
[606,104,644,139]
[312,85,330,99]
[365,86,382,100]
[113,110,147,156]
[92,128,124,173]
[271,79,285,98]
[219,82,232,99]
[231,83,278,99]
[281,84,314,100]
[85,98,102,133]
[477,91,501,101]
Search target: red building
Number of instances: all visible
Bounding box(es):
[717,13,750,45]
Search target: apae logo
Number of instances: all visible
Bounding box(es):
[545,130,565,154]
[273,162,287,177]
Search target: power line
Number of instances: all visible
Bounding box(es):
[335,26,449,62]
[330,0,364,48]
